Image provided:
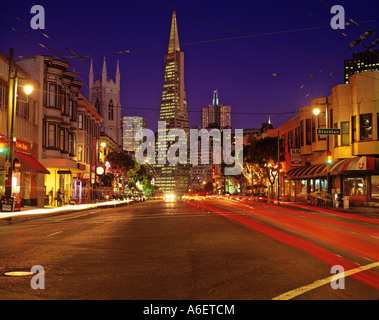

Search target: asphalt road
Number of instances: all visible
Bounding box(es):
[0,198,378,300]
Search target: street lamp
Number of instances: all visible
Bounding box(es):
[313,98,332,196]
[5,49,33,206]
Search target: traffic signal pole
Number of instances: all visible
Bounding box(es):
[5,48,17,199]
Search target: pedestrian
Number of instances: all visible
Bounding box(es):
[57,188,63,207]
[49,187,54,206]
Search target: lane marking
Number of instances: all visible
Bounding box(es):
[46,231,62,237]
[272,261,379,300]
[53,213,89,222]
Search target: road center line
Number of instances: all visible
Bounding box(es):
[272,261,379,300]
[46,231,62,237]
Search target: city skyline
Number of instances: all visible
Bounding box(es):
[0,0,377,132]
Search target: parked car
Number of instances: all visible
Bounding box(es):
[132,193,141,202]
[252,192,268,202]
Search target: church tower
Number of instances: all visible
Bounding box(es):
[89,57,122,146]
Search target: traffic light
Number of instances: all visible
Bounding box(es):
[327,151,332,165]
[0,141,8,155]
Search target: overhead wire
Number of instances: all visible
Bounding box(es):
[267,0,379,125]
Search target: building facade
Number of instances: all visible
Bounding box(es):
[0,51,48,207]
[154,11,191,195]
[270,71,379,205]
[122,116,146,153]
[16,55,102,205]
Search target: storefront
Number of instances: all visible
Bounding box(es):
[0,145,50,207]
[42,159,89,206]
[286,156,379,205]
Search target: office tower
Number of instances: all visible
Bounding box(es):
[122,116,146,152]
[154,11,190,195]
[344,49,379,83]
[201,90,231,129]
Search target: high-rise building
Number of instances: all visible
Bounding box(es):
[344,49,379,83]
[154,11,190,195]
[89,57,122,146]
[201,90,231,129]
[122,116,146,153]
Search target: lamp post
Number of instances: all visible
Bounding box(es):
[5,49,33,203]
[313,97,331,196]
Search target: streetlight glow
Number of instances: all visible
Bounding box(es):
[313,108,320,116]
[23,85,33,95]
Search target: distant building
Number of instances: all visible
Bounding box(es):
[122,116,146,153]
[89,57,122,146]
[201,90,231,130]
[154,11,191,195]
[344,49,379,83]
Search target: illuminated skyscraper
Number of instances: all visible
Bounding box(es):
[201,90,231,130]
[154,11,190,195]
[122,116,146,153]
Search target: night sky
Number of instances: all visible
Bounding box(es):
[0,0,378,132]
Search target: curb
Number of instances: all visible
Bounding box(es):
[0,200,135,225]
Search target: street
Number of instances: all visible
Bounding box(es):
[0,197,378,300]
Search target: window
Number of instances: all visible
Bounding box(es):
[48,124,56,147]
[108,100,114,120]
[300,120,304,146]
[351,116,356,142]
[49,84,57,107]
[78,114,83,130]
[334,123,338,147]
[312,116,316,142]
[78,145,83,161]
[360,114,372,140]
[60,129,64,151]
[306,119,311,145]
[68,133,75,155]
[0,79,8,109]
[341,122,349,146]
[95,98,100,113]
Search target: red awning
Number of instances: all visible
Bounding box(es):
[287,156,378,179]
[13,152,50,174]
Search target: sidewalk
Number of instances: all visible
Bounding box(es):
[276,200,379,215]
[0,199,133,225]
[226,195,379,216]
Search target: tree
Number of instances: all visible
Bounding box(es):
[243,136,284,198]
[105,150,135,193]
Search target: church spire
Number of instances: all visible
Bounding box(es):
[116,59,120,88]
[89,58,94,89]
[102,56,107,83]
[168,11,180,53]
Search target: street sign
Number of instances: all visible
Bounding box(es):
[316,128,340,135]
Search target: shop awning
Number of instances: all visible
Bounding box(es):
[287,156,378,179]
[13,152,50,174]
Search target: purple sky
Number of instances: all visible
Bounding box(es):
[1,0,378,132]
